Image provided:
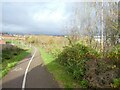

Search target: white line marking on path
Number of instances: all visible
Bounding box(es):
[12,67,23,72]
[22,47,36,90]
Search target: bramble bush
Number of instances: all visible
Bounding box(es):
[107,44,120,68]
[2,45,22,61]
[56,43,100,87]
[56,43,120,88]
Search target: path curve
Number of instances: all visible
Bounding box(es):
[2,47,59,89]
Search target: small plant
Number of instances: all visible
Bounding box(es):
[112,78,120,88]
[80,80,89,88]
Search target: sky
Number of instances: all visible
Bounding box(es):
[1,0,119,35]
[2,2,75,35]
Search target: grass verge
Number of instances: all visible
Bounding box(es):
[39,47,80,88]
[1,43,31,79]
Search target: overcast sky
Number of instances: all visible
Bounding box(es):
[2,2,76,35]
[2,0,118,35]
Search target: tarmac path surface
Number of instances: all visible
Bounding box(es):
[1,47,59,89]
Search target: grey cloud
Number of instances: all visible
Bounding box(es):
[2,2,70,35]
[3,2,92,35]
[2,24,29,33]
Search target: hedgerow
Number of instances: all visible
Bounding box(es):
[56,43,120,88]
[56,43,100,87]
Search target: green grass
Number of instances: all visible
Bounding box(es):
[1,40,31,79]
[1,49,31,79]
[39,47,81,88]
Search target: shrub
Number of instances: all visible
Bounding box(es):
[83,45,120,88]
[6,41,11,44]
[56,43,99,82]
[51,48,61,58]
[56,43,120,88]
[107,45,120,68]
